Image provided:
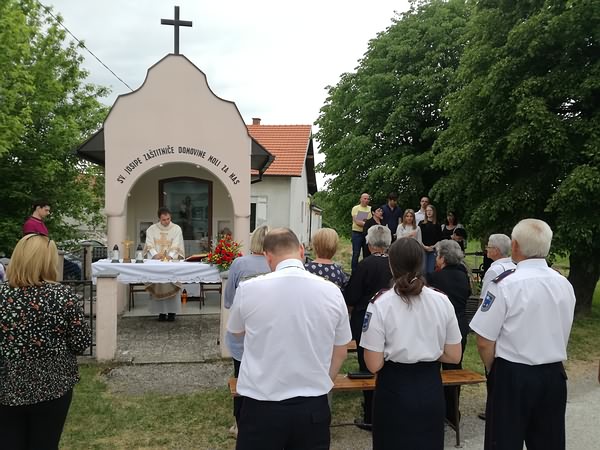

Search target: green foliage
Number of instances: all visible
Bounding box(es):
[432,0,600,311]
[0,0,108,254]
[315,0,472,233]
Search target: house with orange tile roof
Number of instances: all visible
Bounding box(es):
[247,118,320,246]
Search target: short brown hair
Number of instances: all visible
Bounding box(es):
[157,206,171,218]
[7,234,59,288]
[312,228,339,259]
[263,228,300,255]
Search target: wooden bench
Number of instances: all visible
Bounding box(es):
[228,369,486,447]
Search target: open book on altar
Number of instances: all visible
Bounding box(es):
[184,253,208,262]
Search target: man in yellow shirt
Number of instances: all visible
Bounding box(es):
[351,193,372,271]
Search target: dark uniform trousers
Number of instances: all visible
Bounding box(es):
[485,357,567,450]
[236,394,330,450]
[233,358,243,422]
[372,360,444,450]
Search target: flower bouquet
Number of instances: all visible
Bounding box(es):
[204,234,242,271]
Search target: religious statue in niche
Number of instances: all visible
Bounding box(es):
[179,195,195,240]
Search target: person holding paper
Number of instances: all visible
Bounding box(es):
[351,193,372,271]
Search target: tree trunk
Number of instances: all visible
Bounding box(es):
[568,252,600,316]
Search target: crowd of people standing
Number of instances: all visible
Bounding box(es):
[1,195,581,450]
[350,192,467,275]
[222,197,577,450]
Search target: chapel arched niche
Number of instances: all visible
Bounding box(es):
[126,162,234,254]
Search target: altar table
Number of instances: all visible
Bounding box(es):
[91,259,220,284]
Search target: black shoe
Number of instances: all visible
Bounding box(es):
[353,418,372,432]
[478,412,486,421]
[167,313,176,322]
[158,314,167,322]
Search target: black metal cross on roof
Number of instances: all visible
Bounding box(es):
[161,6,192,55]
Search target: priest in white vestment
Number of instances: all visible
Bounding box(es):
[144,207,185,321]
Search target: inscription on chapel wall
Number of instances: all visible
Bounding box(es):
[115,145,241,185]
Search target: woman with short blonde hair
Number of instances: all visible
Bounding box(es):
[305,228,348,290]
[312,228,339,260]
[7,233,59,287]
[0,234,91,449]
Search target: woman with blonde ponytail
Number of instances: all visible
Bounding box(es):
[360,238,462,449]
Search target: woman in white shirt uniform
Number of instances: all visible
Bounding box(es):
[360,237,463,449]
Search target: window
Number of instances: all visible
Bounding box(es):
[250,196,268,232]
[159,177,212,252]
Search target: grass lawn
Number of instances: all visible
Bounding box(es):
[61,239,599,448]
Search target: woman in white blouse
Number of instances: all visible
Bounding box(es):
[396,208,422,243]
[360,237,462,449]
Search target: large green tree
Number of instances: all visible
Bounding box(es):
[433,0,600,313]
[0,0,108,255]
[315,0,471,234]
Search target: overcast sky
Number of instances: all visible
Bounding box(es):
[43,1,410,186]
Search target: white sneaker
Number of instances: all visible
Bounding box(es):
[228,424,238,438]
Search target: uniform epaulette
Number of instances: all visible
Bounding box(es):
[370,288,389,303]
[492,268,516,283]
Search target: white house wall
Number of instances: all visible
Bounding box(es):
[289,167,310,245]
[250,177,292,232]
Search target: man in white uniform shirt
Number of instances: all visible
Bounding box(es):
[477,233,516,421]
[227,228,351,449]
[480,233,516,299]
[470,219,576,450]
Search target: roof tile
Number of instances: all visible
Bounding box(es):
[247,124,312,176]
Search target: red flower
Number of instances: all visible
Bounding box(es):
[203,234,242,270]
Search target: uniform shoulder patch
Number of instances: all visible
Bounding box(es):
[480,291,496,312]
[492,268,516,284]
[362,311,372,332]
[370,288,389,303]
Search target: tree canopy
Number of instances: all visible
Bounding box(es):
[433,0,600,313]
[314,0,472,231]
[316,0,599,313]
[0,0,108,254]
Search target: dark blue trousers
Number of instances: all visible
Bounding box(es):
[485,358,567,450]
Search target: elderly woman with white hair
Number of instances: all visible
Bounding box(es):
[426,238,471,426]
[344,225,393,430]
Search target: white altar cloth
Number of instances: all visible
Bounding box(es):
[92,259,221,284]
